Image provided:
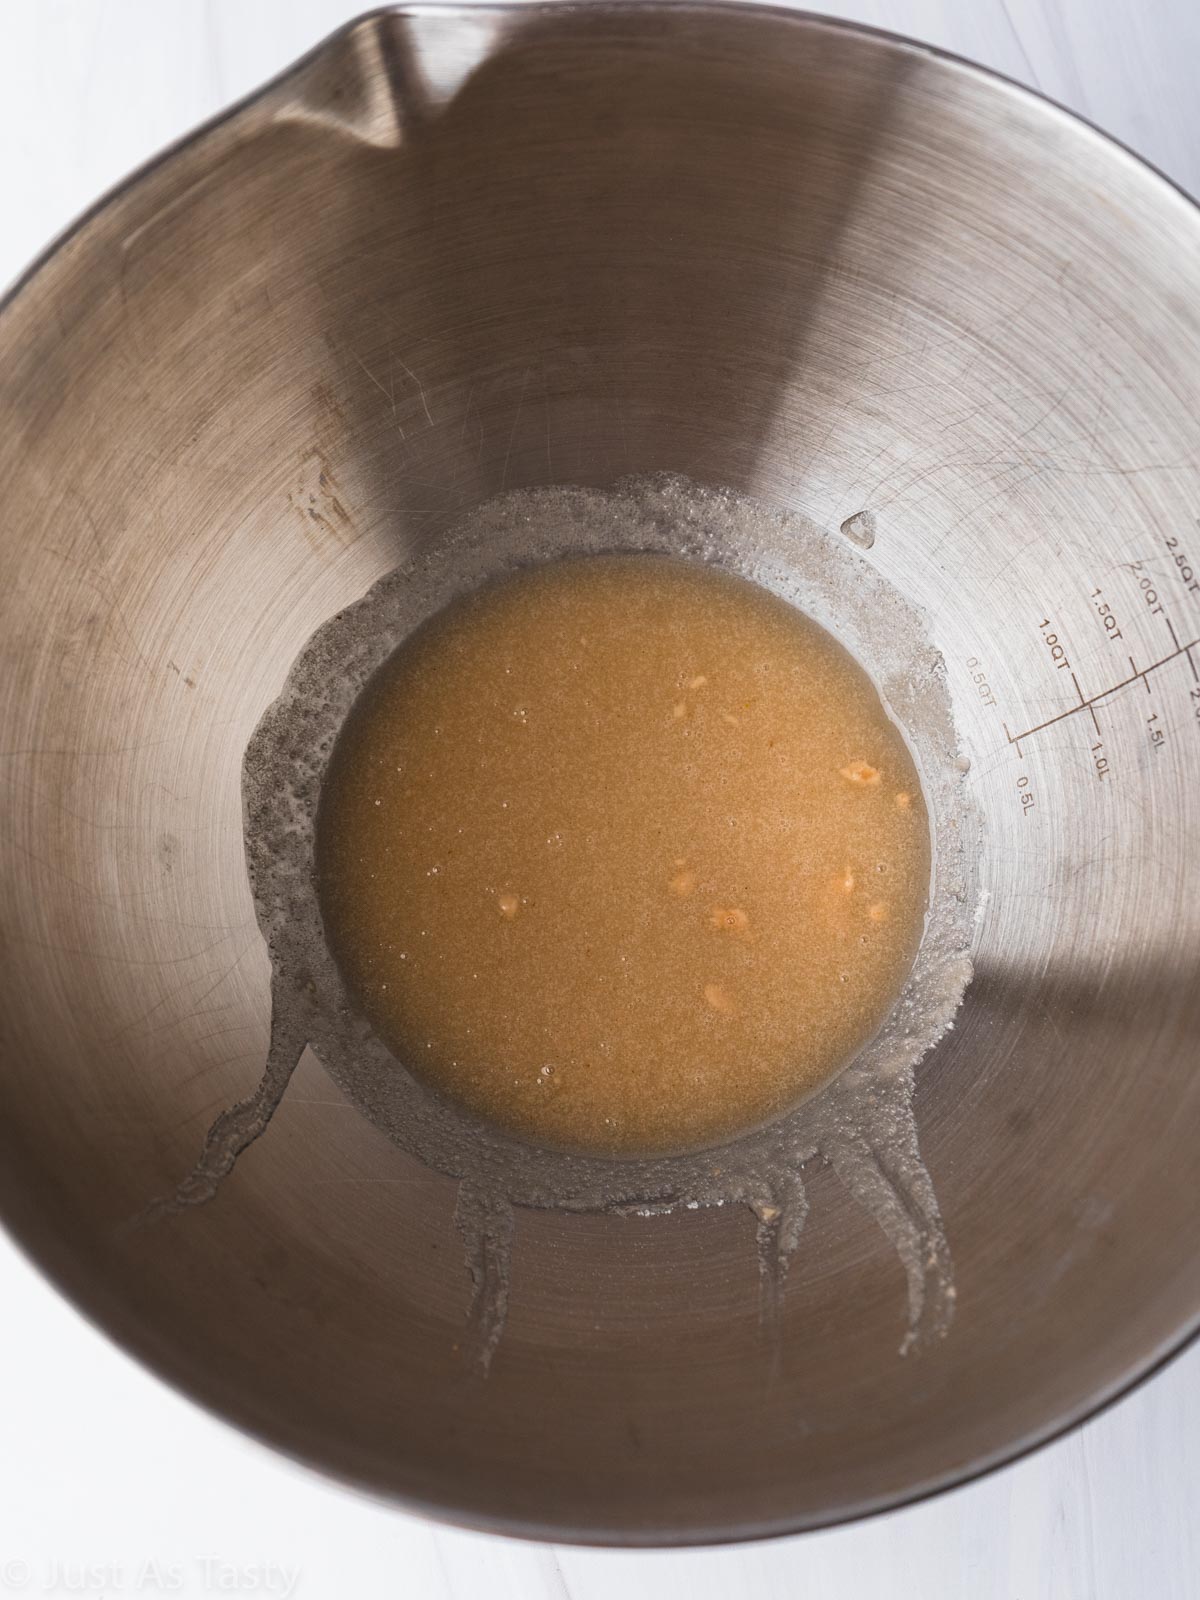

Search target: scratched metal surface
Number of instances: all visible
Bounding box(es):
[1,0,1199,1589]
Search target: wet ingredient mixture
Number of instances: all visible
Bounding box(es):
[317,555,930,1156]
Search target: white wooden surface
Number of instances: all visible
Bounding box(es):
[2,4,1198,1597]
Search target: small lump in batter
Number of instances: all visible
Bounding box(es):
[316,555,930,1156]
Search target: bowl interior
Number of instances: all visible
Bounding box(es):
[1,4,1199,1542]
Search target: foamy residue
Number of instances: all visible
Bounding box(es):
[152,475,981,1368]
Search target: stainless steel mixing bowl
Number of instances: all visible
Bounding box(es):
[2,2,1198,1544]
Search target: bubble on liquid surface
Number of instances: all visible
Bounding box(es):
[147,475,981,1371]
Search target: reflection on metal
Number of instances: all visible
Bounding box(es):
[1,2,1199,1544]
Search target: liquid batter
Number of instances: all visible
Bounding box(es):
[316,555,930,1156]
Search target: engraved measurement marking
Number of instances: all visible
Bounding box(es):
[1038,618,1072,671]
[1071,669,1103,737]
[1164,532,1199,595]
[1003,634,1200,746]
[1091,588,1125,642]
[965,656,998,709]
[1125,560,1168,617]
